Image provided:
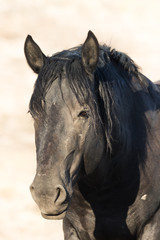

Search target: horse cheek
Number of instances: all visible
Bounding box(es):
[83,130,105,175]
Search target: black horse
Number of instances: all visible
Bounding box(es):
[24,31,160,240]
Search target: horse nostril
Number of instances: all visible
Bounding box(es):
[30,184,34,192]
[55,185,67,205]
[55,187,61,202]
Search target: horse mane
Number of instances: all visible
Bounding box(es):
[29,44,160,156]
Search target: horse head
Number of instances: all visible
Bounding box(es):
[24,31,106,219]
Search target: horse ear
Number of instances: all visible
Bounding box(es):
[82,31,99,74]
[24,35,46,74]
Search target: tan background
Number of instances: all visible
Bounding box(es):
[0,0,160,239]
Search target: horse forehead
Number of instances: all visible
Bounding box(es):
[45,80,62,104]
[45,78,78,109]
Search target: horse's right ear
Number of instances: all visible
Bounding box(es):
[82,31,99,74]
[24,35,46,74]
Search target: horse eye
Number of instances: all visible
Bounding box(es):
[78,111,89,118]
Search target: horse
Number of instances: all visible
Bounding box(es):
[24,31,160,240]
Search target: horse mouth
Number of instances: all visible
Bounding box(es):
[41,210,66,220]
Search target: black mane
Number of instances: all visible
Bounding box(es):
[29,44,160,153]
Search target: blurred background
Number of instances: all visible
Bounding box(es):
[0,0,160,239]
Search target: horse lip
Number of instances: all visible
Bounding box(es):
[41,209,67,220]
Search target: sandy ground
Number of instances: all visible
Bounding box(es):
[0,0,160,239]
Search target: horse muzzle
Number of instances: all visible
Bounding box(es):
[30,178,71,220]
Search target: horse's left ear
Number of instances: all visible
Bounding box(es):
[82,31,99,74]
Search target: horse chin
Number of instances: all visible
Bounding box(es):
[41,210,66,220]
